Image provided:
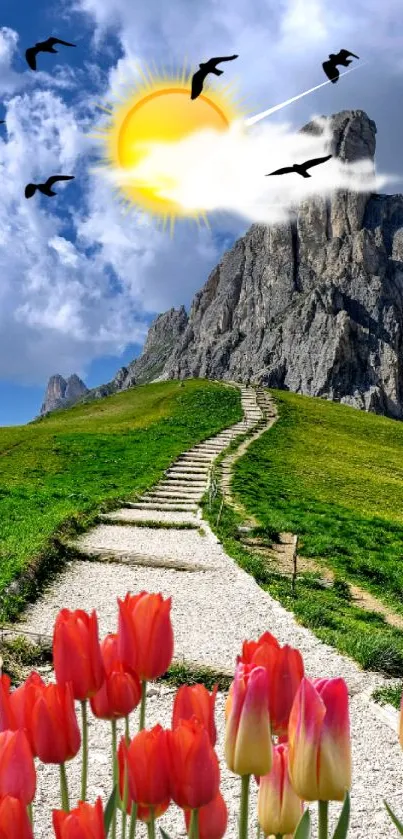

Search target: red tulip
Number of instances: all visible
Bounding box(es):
[167,716,220,809]
[0,796,34,839]
[258,744,303,836]
[0,674,16,732]
[238,632,304,736]
[53,797,105,839]
[117,592,174,681]
[184,792,228,839]
[90,634,141,720]
[0,730,36,804]
[53,608,104,701]
[288,677,351,801]
[31,682,81,764]
[172,683,218,745]
[10,672,45,754]
[225,663,272,777]
[118,724,170,820]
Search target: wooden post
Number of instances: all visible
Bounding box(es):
[291,535,298,596]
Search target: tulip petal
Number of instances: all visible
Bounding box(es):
[288,678,326,801]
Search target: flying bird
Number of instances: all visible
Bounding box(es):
[24,175,75,199]
[266,155,332,179]
[25,37,76,71]
[190,55,238,100]
[322,49,359,83]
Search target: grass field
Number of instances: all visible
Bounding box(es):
[233,390,403,613]
[202,390,403,682]
[0,379,242,621]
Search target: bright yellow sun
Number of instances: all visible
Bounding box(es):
[94,64,243,229]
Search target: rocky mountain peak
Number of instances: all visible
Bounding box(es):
[40,373,88,416]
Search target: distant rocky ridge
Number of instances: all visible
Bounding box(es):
[40,374,88,415]
[39,108,403,420]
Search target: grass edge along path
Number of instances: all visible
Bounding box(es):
[0,379,242,623]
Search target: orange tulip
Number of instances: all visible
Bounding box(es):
[118,724,171,820]
[10,672,46,754]
[238,632,304,736]
[53,797,105,839]
[53,608,104,701]
[0,795,34,839]
[117,592,174,681]
[172,683,218,745]
[184,791,228,839]
[31,682,81,764]
[288,677,351,801]
[225,663,272,777]
[167,716,220,809]
[90,634,141,720]
[258,744,303,836]
[0,674,16,732]
[0,730,36,804]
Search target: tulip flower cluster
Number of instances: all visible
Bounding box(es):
[0,591,362,839]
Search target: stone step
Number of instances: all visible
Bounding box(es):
[101,509,200,525]
[125,502,199,511]
[160,481,206,489]
[76,547,216,573]
[151,485,205,495]
[167,467,209,476]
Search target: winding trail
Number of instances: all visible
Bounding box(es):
[12,383,403,838]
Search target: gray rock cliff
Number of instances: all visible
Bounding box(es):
[40,374,88,415]
[162,109,403,419]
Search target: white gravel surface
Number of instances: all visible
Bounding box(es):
[13,386,403,837]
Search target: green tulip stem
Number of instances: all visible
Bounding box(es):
[139,681,147,731]
[111,720,118,839]
[189,809,199,839]
[239,774,251,839]
[122,715,130,839]
[59,762,70,812]
[147,808,156,839]
[27,804,33,827]
[129,803,138,839]
[81,700,88,802]
[318,800,329,839]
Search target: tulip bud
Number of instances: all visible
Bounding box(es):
[10,671,46,755]
[172,683,218,745]
[225,663,272,777]
[167,716,220,809]
[0,673,16,732]
[258,744,303,836]
[117,592,174,681]
[53,608,104,701]
[118,724,171,820]
[184,791,228,839]
[53,797,105,839]
[238,632,304,736]
[0,730,36,804]
[288,677,351,801]
[0,795,34,839]
[90,634,141,720]
[31,682,81,764]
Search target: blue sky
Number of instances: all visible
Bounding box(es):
[1,0,403,424]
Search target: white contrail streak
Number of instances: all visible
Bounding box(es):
[244,62,368,126]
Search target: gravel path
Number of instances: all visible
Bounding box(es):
[14,384,403,837]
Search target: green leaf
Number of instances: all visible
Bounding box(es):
[385,800,403,835]
[159,829,174,839]
[332,791,350,839]
[294,808,311,839]
[104,786,118,837]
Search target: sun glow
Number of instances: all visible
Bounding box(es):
[93,64,244,228]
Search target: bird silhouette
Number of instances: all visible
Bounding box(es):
[266,155,332,178]
[322,49,359,83]
[25,37,76,71]
[24,175,75,199]
[190,55,238,100]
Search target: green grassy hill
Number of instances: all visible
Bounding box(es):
[0,379,242,621]
[224,390,403,681]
